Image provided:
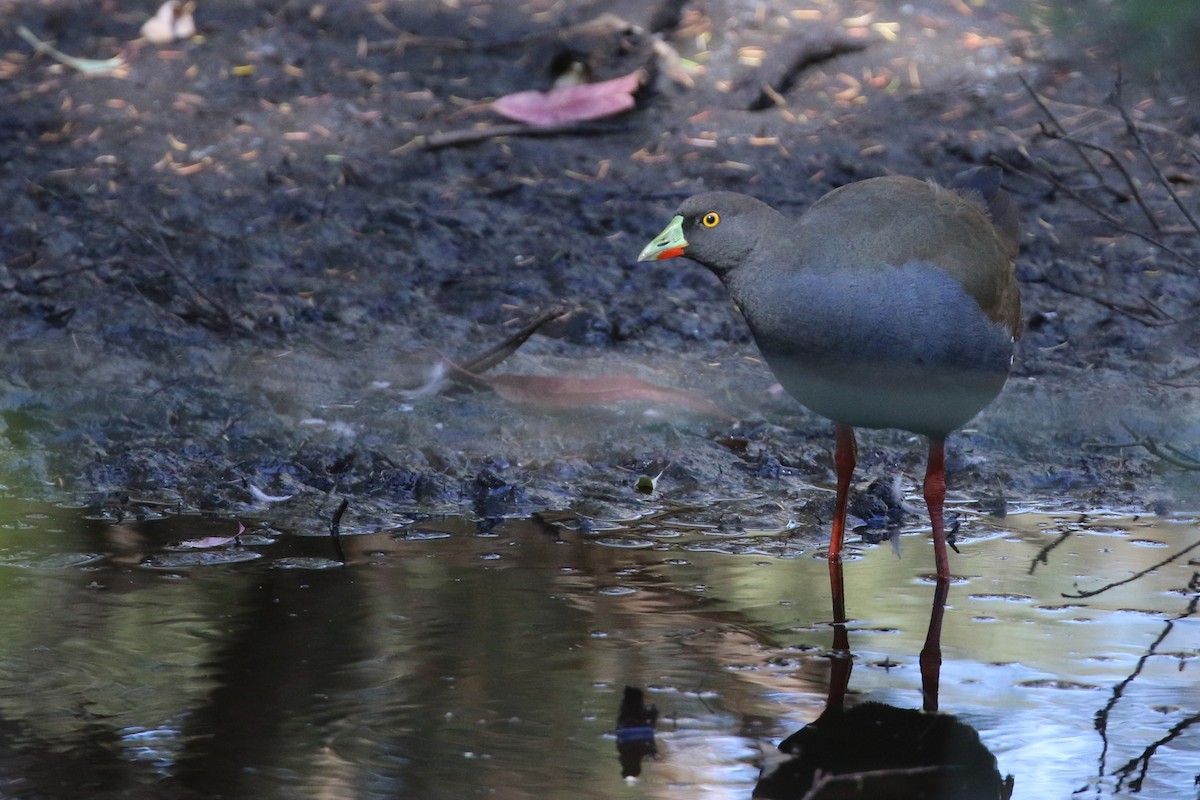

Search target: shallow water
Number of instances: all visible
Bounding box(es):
[0,498,1195,799]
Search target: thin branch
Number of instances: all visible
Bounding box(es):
[1015,72,1200,272]
[365,31,470,53]
[405,120,625,152]
[366,14,648,55]
[798,765,944,800]
[1094,577,1198,787]
[1115,711,1200,793]
[1161,440,1200,467]
[1062,538,1200,598]
[1137,438,1200,471]
[115,218,235,330]
[1029,529,1074,575]
[1020,74,1109,190]
[1008,157,1122,227]
[992,155,1199,270]
[1086,423,1200,470]
[1036,124,1159,231]
[1034,275,1174,327]
[1111,71,1200,236]
[329,497,348,564]
[1016,94,1193,144]
[458,303,570,374]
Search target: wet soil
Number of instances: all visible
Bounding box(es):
[2,0,1199,534]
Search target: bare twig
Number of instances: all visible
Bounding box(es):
[458,304,570,374]
[364,31,471,53]
[1016,95,1191,144]
[992,155,1199,270]
[367,13,647,55]
[20,259,110,286]
[1114,711,1200,793]
[1089,423,1200,470]
[797,765,944,800]
[997,155,1122,228]
[1095,574,1199,788]
[115,218,235,329]
[408,120,624,152]
[1161,440,1200,468]
[1111,71,1200,236]
[1061,537,1200,598]
[1137,437,1200,471]
[330,497,349,536]
[328,497,349,564]
[397,305,569,399]
[1028,529,1074,575]
[1019,74,1109,190]
[1015,73,1200,272]
[1035,275,1175,327]
[1036,124,1158,230]
[1156,361,1200,387]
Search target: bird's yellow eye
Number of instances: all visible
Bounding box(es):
[701,212,720,228]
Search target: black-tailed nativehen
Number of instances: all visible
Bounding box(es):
[638,168,1021,581]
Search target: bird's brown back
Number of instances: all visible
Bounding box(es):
[794,175,1022,337]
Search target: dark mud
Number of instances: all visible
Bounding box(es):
[1,0,1198,536]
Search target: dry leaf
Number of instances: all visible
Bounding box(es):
[477,372,731,420]
[420,310,730,420]
[491,69,644,127]
[248,484,293,503]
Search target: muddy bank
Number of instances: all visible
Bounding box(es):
[1,0,1198,535]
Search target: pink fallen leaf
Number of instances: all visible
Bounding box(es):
[481,372,732,420]
[491,69,644,127]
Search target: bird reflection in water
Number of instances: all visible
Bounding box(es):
[754,570,1015,800]
[614,685,658,778]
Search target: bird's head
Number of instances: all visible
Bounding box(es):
[637,191,774,276]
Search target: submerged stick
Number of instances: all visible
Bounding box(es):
[329,498,349,563]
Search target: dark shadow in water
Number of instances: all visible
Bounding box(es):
[753,565,1015,800]
[0,712,201,800]
[169,568,381,798]
[614,685,658,779]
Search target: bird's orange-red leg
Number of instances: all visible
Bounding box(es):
[825,556,852,713]
[924,437,950,581]
[829,423,857,567]
[919,576,950,712]
[826,426,856,697]
[920,439,951,710]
